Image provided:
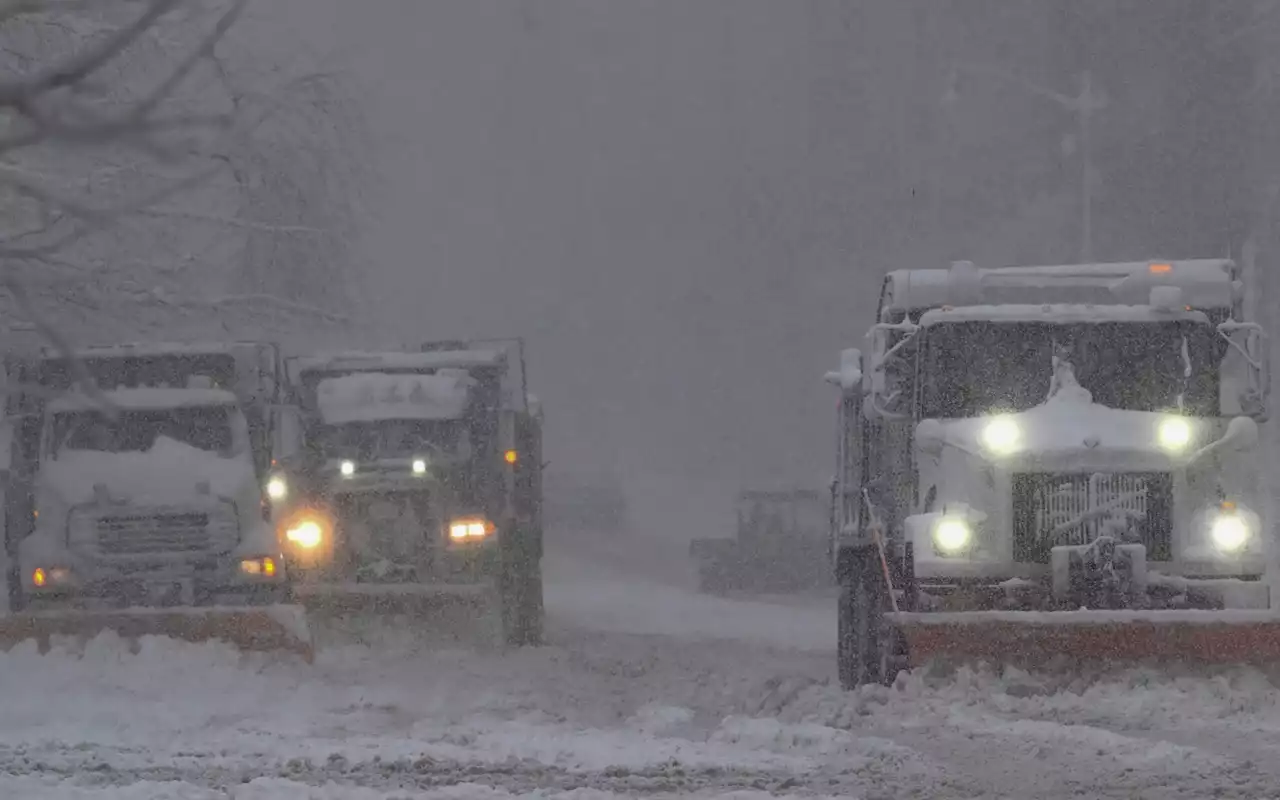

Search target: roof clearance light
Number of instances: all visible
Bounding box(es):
[1149,262,1172,274]
[504,449,518,465]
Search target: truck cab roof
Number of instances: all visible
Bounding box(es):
[287,349,506,379]
[882,259,1240,318]
[919,304,1212,326]
[47,387,241,413]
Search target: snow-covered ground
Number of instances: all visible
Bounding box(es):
[5,539,1280,798]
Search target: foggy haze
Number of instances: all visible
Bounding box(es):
[285,1,1266,538]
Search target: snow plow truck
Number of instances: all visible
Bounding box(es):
[265,339,544,646]
[0,341,312,658]
[827,258,1275,688]
[689,489,831,595]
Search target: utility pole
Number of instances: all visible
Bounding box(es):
[947,63,1104,263]
[1079,70,1093,263]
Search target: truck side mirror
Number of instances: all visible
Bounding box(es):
[823,348,863,395]
[864,320,918,419]
[1218,321,1269,422]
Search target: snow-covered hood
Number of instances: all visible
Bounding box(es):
[923,389,1223,472]
[39,436,255,507]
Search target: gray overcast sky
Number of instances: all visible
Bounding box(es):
[298,1,831,535]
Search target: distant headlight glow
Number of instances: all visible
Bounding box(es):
[339,460,355,477]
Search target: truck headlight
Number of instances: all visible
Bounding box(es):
[933,517,972,554]
[239,556,278,577]
[285,519,323,549]
[30,566,71,588]
[980,417,1021,455]
[266,475,287,500]
[449,516,495,541]
[1210,512,1249,553]
[340,460,355,477]
[1157,416,1192,452]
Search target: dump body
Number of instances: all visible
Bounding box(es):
[270,340,544,645]
[827,259,1274,686]
[689,489,831,594]
[0,341,308,657]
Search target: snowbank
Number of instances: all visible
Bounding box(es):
[40,435,252,505]
[317,371,473,424]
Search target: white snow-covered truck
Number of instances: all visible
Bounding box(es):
[0,342,311,657]
[827,258,1276,687]
[266,339,545,645]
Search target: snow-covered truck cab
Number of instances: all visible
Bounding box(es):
[270,339,544,645]
[8,342,288,611]
[828,259,1270,687]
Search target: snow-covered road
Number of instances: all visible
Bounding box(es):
[4,545,1280,798]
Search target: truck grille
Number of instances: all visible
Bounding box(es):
[1011,472,1172,563]
[95,511,217,556]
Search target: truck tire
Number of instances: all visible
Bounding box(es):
[697,562,731,595]
[837,548,902,689]
[500,532,544,647]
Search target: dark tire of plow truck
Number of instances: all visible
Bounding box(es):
[837,543,908,689]
[499,519,544,646]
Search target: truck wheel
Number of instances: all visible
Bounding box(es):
[837,552,902,689]
[697,563,729,595]
[516,570,544,646]
[500,548,544,647]
[6,563,25,613]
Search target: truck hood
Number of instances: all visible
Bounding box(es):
[39,436,254,506]
[926,389,1210,471]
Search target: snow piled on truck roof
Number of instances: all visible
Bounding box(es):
[919,304,1210,326]
[316,371,474,424]
[47,387,241,413]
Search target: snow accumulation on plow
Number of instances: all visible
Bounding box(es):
[891,609,1280,670]
[0,605,315,661]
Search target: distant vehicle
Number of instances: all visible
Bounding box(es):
[267,339,545,645]
[689,488,831,595]
[0,341,310,657]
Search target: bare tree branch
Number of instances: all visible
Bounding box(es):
[0,0,251,407]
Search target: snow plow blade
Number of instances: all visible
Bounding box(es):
[294,582,503,649]
[891,609,1280,671]
[0,605,314,661]
[294,582,495,615]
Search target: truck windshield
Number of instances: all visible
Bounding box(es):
[313,419,464,460]
[918,320,1225,418]
[49,406,237,457]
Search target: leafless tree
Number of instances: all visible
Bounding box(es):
[0,0,370,358]
[0,0,257,400]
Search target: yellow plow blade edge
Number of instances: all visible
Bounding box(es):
[0,604,314,661]
[891,609,1280,671]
